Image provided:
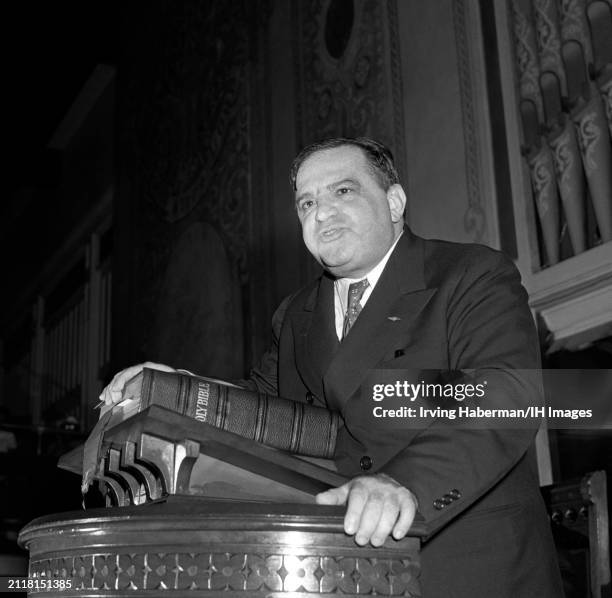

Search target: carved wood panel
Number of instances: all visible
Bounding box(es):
[29,552,421,595]
[114,1,270,373]
[292,0,406,176]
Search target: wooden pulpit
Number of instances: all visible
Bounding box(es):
[19,406,426,596]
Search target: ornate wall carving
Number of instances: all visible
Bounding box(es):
[115,1,270,370]
[290,0,407,280]
[507,0,612,269]
[121,1,252,271]
[292,0,406,177]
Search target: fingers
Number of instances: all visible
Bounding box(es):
[369,493,399,546]
[344,480,372,536]
[315,483,350,506]
[350,484,386,545]
[102,364,143,405]
[339,474,417,547]
[99,362,176,406]
[392,490,417,540]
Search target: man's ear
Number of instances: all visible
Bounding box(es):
[386,184,407,223]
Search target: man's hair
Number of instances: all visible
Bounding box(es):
[289,137,400,191]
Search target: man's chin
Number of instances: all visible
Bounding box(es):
[310,244,357,277]
[320,259,353,278]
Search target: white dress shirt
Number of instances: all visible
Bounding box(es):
[333,232,403,340]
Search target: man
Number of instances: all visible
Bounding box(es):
[103,137,563,596]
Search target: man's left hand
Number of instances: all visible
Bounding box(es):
[315,473,418,546]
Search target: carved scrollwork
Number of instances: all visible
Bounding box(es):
[575,108,604,173]
[293,0,403,160]
[29,552,421,595]
[529,148,556,216]
[512,0,544,118]
[533,0,565,87]
[550,127,575,187]
[453,0,487,242]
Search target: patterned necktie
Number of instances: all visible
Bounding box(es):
[342,279,369,339]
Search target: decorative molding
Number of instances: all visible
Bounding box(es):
[541,283,612,351]
[527,241,612,350]
[528,242,612,304]
[387,0,408,188]
[21,500,424,597]
[29,552,421,595]
[452,0,487,243]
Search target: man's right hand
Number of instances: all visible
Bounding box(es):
[99,362,177,407]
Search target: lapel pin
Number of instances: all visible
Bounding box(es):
[387,316,401,322]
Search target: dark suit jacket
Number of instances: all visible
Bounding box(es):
[246,229,563,597]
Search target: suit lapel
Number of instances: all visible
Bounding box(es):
[324,231,437,411]
[292,273,339,402]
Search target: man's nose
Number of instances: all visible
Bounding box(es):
[315,196,338,221]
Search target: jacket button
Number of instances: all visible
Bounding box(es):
[305,391,314,404]
[433,499,445,510]
[359,456,372,471]
[449,489,461,499]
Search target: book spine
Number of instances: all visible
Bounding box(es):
[188,376,220,423]
[254,392,267,444]
[177,374,188,415]
[214,385,229,430]
[290,401,304,454]
[144,370,337,458]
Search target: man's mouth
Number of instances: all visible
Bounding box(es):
[319,227,346,242]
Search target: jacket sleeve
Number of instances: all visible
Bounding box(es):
[380,248,542,534]
[237,294,293,396]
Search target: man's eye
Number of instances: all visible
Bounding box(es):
[337,187,352,195]
[300,199,314,211]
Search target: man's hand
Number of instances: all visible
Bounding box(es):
[315,473,417,547]
[99,362,177,407]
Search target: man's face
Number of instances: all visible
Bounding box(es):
[295,145,402,279]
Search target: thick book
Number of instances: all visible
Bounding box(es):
[110,368,339,459]
[65,405,350,504]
